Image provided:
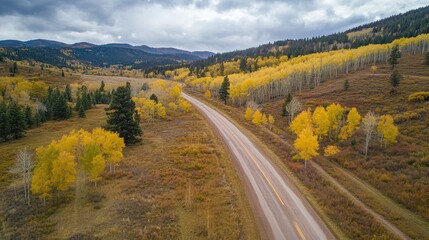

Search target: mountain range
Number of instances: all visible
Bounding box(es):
[0,39,214,59]
[0,39,214,70]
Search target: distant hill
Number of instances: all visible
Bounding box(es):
[0,39,214,69]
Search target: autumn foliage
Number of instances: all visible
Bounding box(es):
[31,128,125,201]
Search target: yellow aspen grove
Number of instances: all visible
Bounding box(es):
[185,34,429,105]
[90,155,105,186]
[324,145,340,157]
[339,107,361,141]
[245,107,253,121]
[31,128,125,200]
[290,109,312,135]
[155,103,167,119]
[377,114,399,147]
[252,110,263,126]
[50,151,76,191]
[204,90,212,99]
[293,127,319,169]
[312,106,329,139]
[261,113,268,125]
[326,103,344,139]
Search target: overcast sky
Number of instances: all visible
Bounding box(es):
[0,0,427,53]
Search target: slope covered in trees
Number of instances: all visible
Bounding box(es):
[185,34,429,105]
[186,6,429,71]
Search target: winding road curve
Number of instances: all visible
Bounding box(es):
[182,92,334,240]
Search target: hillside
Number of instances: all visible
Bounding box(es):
[186,6,429,71]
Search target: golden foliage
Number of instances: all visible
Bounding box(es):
[245,107,253,121]
[377,115,399,146]
[324,145,340,157]
[339,107,361,141]
[290,109,312,135]
[32,128,125,198]
[252,110,263,126]
[204,90,212,99]
[312,106,329,138]
[293,128,319,161]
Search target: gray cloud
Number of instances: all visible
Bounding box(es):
[0,0,427,52]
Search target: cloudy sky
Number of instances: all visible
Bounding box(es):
[0,0,427,52]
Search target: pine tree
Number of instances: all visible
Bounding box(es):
[64,84,72,102]
[220,62,224,75]
[343,79,349,91]
[219,75,230,104]
[8,102,26,139]
[388,45,401,69]
[12,62,18,74]
[390,69,402,88]
[239,58,247,72]
[150,93,158,104]
[78,104,86,118]
[52,90,68,119]
[106,83,142,145]
[100,81,105,92]
[34,111,41,127]
[61,69,65,77]
[0,102,10,141]
[282,93,293,117]
[24,106,33,129]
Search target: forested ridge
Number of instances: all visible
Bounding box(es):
[184,6,429,73]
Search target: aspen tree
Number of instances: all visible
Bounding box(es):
[293,128,319,169]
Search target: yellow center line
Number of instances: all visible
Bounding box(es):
[294,222,307,240]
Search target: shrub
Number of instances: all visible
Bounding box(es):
[408,92,429,102]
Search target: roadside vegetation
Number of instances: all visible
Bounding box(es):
[0,69,257,239]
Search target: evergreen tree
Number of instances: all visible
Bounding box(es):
[219,75,230,104]
[65,84,72,102]
[78,104,86,118]
[239,58,247,72]
[100,81,105,92]
[12,62,18,74]
[282,93,293,117]
[75,94,81,111]
[61,69,65,77]
[141,82,150,92]
[52,90,69,119]
[8,102,26,139]
[390,69,402,88]
[24,106,33,128]
[388,45,401,69]
[34,111,42,127]
[343,79,349,91]
[105,83,142,145]
[0,102,10,141]
[220,62,224,75]
[150,93,158,103]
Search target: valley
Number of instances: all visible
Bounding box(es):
[1,4,429,240]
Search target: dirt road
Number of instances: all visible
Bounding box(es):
[182,93,334,240]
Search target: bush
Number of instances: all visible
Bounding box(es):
[408,92,429,102]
